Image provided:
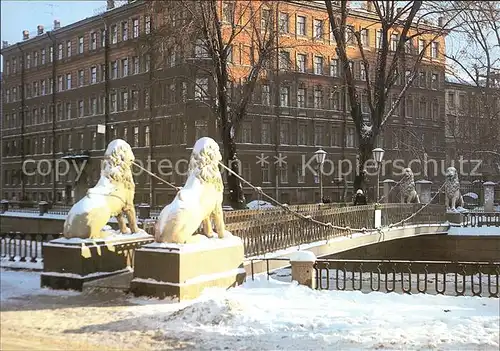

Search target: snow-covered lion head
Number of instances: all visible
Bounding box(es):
[188,137,223,191]
[445,167,459,183]
[401,167,416,192]
[101,139,135,190]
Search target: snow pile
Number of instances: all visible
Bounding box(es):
[246,200,275,210]
[153,277,499,350]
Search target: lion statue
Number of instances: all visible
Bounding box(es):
[400,167,420,204]
[444,166,464,211]
[155,137,226,244]
[63,139,140,239]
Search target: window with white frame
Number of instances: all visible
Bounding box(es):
[122,58,128,77]
[361,28,369,47]
[144,126,150,146]
[262,84,270,105]
[241,122,252,143]
[58,75,63,91]
[111,61,118,79]
[133,126,139,147]
[100,29,106,47]
[78,36,84,53]
[314,127,323,145]
[431,42,438,58]
[223,2,235,23]
[390,33,398,51]
[78,100,84,117]
[296,15,306,36]
[418,39,425,55]
[280,122,290,144]
[279,51,290,70]
[195,120,208,140]
[122,21,128,41]
[194,39,209,58]
[132,18,139,38]
[314,19,323,40]
[41,48,46,64]
[261,122,271,143]
[66,73,72,90]
[90,66,97,84]
[280,164,288,183]
[376,29,382,49]
[195,77,208,100]
[90,32,97,50]
[330,58,339,77]
[121,91,129,111]
[34,51,38,67]
[132,56,139,74]
[66,41,72,57]
[58,43,63,60]
[279,12,289,33]
[78,70,84,86]
[91,97,97,115]
[110,92,117,112]
[261,163,270,183]
[314,87,323,109]
[145,15,151,34]
[298,124,307,145]
[111,25,118,44]
[261,8,272,31]
[131,90,139,110]
[280,86,290,107]
[297,87,306,108]
[297,53,306,73]
[345,25,354,44]
[314,56,323,75]
[360,63,366,81]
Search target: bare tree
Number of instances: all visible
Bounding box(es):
[141,1,282,209]
[444,1,500,178]
[324,0,461,192]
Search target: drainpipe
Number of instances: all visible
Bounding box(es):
[98,15,110,147]
[148,49,154,205]
[16,44,26,201]
[47,31,57,205]
[274,4,280,202]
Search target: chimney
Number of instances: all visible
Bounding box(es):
[54,20,60,30]
[37,25,44,35]
[2,40,9,49]
[107,0,115,10]
[366,1,374,12]
[22,30,30,40]
[438,16,444,27]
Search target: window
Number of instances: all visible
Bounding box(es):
[298,124,307,145]
[223,3,235,23]
[110,92,117,112]
[314,127,323,145]
[66,73,72,90]
[26,53,31,69]
[314,87,323,109]
[406,94,413,117]
[376,29,382,49]
[431,73,438,89]
[195,77,209,100]
[279,51,290,70]
[330,126,340,146]
[297,87,306,108]
[90,32,97,50]
[262,84,270,105]
[58,43,63,60]
[33,108,39,124]
[58,75,63,91]
[78,133,84,149]
[194,39,209,58]
[78,100,84,117]
[100,95,106,113]
[48,78,53,94]
[345,25,354,44]
[40,48,46,65]
[280,86,289,107]
[297,53,306,73]
[280,122,290,144]
[419,71,426,87]
[241,122,252,143]
[418,39,425,55]
[78,36,84,53]
[431,42,438,58]
[181,83,187,102]
[296,15,306,36]
[314,56,323,75]
[132,18,139,38]
[145,15,151,34]
[145,54,150,71]
[390,33,398,51]
[144,126,150,147]
[121,58,129,77]
[91,97,97,115]
[279,12,289,33]
[330,59,339,77]
[261,122,271,144]
[261,8,272,31]
[405,38,413,53]
[132,56,139,74]
[261,163,270,183]
[280,164,288,183]
[66,103,72,119]
[361,28,369,47]
[100,29,106,47]
[34,51,38,67]
[346,127,355,147]
[41,107,46,123]
[133,126,139,147]
[91,132,97,150]
[121,91,129,111]
[78,70,84,86]
[111,25,118,44]
[242,163,251,182]
[111,61,118,79]
[360,64,366,81]
[194,120,208,140]
[314,19,323,40]
[131,90,139,110]
[90,66,97,84]
[121,21,128,41]
[33,81,39,96]
[431,100,439,120]
[66,40,72,57]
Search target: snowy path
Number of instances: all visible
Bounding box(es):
[1,268,499,350]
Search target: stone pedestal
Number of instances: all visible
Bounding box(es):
[446,212,464,226]
[290,251,316,289]
[41,232,153,291]
[130,234,246,301]
[383,179,397,203]
[483,181,495,212]
[416,180,432,204]
[39,201,49,216]
[0,200,8,214]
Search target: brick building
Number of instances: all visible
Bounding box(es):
[1,0,448,206]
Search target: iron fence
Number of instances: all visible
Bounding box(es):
[314,259,500,298]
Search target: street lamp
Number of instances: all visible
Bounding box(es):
[315,148,327,203]
[372,148,385,202]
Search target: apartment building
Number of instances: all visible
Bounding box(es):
[1,0,448,206]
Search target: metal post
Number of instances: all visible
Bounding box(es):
[319,164,324,203]
[376,162,380,202]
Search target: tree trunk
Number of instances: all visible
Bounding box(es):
[221,125,246,209]
[353,140,374,197]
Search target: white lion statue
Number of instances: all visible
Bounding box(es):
[400,168,420,204]
[155,137,227,244]
[63,139,140,239]
[444,166,464,211]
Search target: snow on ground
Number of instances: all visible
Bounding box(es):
[1,268,499,350]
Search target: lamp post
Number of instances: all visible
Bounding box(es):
[315,148,327,203]
[372,148,385,203]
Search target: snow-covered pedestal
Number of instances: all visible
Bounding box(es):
[130,233,246,301]
[483,182,496,212]
[290,251,316,289]
[40,232,153,291]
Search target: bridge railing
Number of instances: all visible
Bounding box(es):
[463,212,500,227]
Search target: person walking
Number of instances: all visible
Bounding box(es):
[353,189,367,205]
